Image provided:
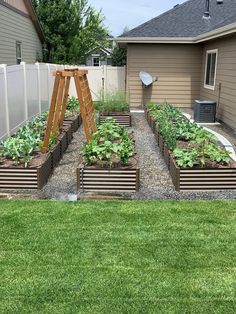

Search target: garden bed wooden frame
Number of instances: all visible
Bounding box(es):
[99,112,132,127]
[0,154,52,190]
[146,109,236,191]
[77,167,140,193]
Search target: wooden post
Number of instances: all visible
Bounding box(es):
[42,71,61,153]
[59,76,71,133]
[74,71,91,142]
[52,75,65,135]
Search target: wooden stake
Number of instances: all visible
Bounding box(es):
[42,71,61,153]
[59,76,71,133]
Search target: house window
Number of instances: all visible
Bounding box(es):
[92,56,100,67]
[204,49,218,90]
[16,41,22,64]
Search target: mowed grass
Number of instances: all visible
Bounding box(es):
[0,200,235,313]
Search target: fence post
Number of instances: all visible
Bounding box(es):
[35,62,41,114]
[0,64,10,137]
[103,65,107,95]
[46,63,51,107]
[21,61,28,122]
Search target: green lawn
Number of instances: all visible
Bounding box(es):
[0,200,235,313]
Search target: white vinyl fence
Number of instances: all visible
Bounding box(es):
[0,63,126,141]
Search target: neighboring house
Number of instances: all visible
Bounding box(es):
[86,47,113,67]
[116,0,236,131]
[0,0,45,65]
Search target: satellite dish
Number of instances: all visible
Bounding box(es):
[139,71,156,87]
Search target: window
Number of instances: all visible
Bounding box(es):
[204,49,218,90]
[16,41,22,64]
[92,56,100,67]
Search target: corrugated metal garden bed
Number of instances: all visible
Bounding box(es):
[77,167,140,193]
[146,108,236,191]
[99,112,132,127]
[0,116,82,191]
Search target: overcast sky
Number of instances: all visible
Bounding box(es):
[89,0,186,36]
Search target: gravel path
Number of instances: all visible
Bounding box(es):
[40,128,86,200]
[39,113,236,200]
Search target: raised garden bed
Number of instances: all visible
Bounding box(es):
[59,131,68,155]
[63,122,73,145]
[95,91,131,127]
[64,113,81,132]
[0,153,52,190]
[99,112,132,127]
[78,167,139,193]
[146,104,236,191]
[169,155,236,191]
[78,119,139,194]
[0,108,83,191]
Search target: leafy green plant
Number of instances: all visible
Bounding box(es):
[148,103,232,168]
[67,97,80,112]
[0,111,49,167]
[173,147,198,168]
[81,119,134,167]
[95,90,129,113]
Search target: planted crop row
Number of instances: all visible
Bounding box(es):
[81,118,135,168]
[0,97,80,168]
[146,103,231,168]
[94,90,129,113]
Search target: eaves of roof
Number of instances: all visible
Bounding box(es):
[115,21,236,45]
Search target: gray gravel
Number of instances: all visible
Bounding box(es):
[35,113,236,200]
[131,113,236,200]
[40,128,86,200]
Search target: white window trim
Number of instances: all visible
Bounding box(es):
[204,49,218,91]
[16,41,22,64]
[92,56,100,67]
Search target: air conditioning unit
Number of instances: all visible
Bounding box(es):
[194,100,217,123]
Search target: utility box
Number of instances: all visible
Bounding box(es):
[194,100,217,123]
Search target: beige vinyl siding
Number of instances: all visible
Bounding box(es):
[200,36,236,130]
[0,4,42,65]
[2,0,28,14]
[127,44,203,108]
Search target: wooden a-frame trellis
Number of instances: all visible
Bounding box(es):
[41,69,97,153]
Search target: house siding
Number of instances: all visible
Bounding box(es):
[2,0,29,15]
[0,3,42,65]
[127,43,203,108]
[200,36,236,131]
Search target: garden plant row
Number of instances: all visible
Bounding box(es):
[78,119,139,193]
[0,97,81,190]
[95,90,132,127]
[145,103,236,191]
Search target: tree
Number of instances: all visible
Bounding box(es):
[112,45,126,66]
[32,0,109,64]
[111,26,128,66]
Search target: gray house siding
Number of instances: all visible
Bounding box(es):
[0,3,42,65]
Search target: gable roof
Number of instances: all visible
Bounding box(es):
[118,0,236,42]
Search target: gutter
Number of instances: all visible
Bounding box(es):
[115,22,236,45]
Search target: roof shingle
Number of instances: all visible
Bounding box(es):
[120,0,236,38]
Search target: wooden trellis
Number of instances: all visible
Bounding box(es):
[41,69,97,153]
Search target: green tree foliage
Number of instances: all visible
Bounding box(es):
[112,45,127,66]
[32,0,109,64]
